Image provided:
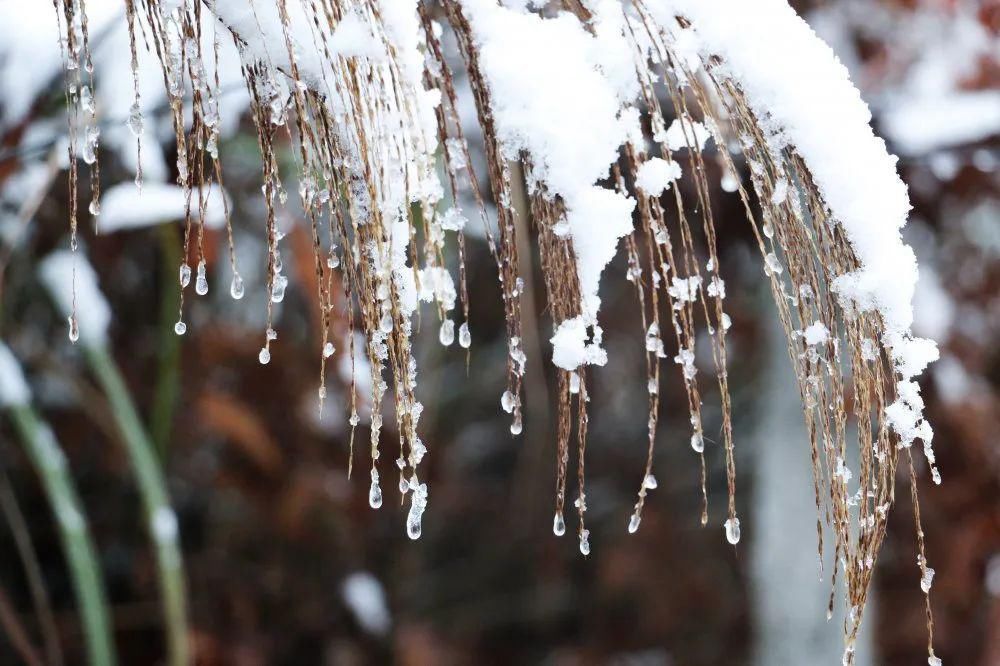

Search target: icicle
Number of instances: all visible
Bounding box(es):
[628,512,641,534]
[67,315,79,343]
[691,432,705,453]
[500,390,515,414]
[195,260,208,296]
[230,273,245,300]
[368,469,383,509]
[553,511,566,536]
[724,517,741,545]
[510,413,523,436]
[439,319,454,346]
[406,480,428,539]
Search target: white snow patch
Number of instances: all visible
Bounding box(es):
[0,343,30,407]
[635,158,682,196]
[341,572,391,636]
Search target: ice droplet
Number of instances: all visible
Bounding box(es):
[458,322,471,348]
[179,263,191,288]
[500,390,515,414]
[258,347,271,365]
[174,320,187,336]
[439,319,454,346]
[230,273,245,300]
[553,511,566,536]
[323,342,335,358]
[88,198,100,216]
[379,311,393,333]
[368,469,383,509]
[928,655,942,666]
[270,275,288,303]
[195,260,208,295]
[510,414,523,436]
[764,252,784,276]
[642,474,658,490]
[628,512,641,534]
[67,315,79,343]
[569,372,580,394]
[691,432,705,453]
[920,566,936,593]
[724,517,741,545]
[127,101,144,136]
[579,529,591,556]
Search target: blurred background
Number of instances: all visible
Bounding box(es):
[0,0,996,664]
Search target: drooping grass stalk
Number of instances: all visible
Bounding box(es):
[5,405,116,666]
[83,345,188,666]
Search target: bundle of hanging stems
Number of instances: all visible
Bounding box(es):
[48,0,943,662]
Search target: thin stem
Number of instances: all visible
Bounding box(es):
[83,346,188,666]
[6,405,116,666]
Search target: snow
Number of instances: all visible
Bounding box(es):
[664,119,711,152]
[341,572,391,635]
[550,316,607,371]
[882,91,1000,156]
[803,322,830,346]
[0,343,31,407]
[635,158,682,196]
[460,0,637,320]
[99,182,228,233]
[328,11,384,60]
[38,251,112,345]
[650,0,939,446]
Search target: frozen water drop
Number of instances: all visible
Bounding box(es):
[174,320,187,336]
[179,263,191,288]
[628,512,641,534]
[379,311,393,333]
[258,347,271,365]
[928,656,942,666]
[500,390,515,414]
[458,322,471,348]
[230,273,245,300]
[439,319,454,346]
[553,511,566,536]
[642,474,658,490]
[724,517,741,545]
[569,372,580,394]
[764,252,783,276]
[270,275,288,303]
[510,414,523,436]
[323,342,335,358]
[127,101,144,136]
[691,432,705,453]
[920,567,935,593]
[368,469,383,509]
[579,529,591,556]
[195,260,208,295]
[88,198,100,216]
[67,315,79,343]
